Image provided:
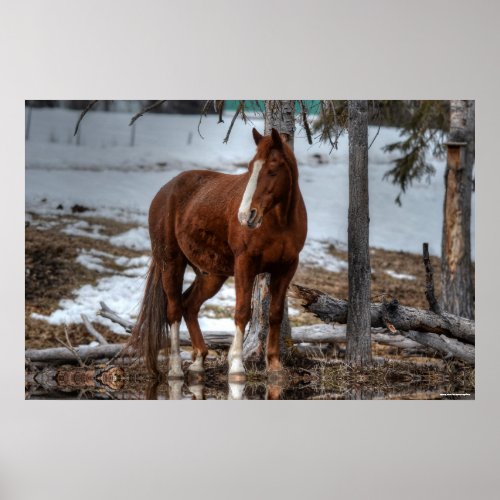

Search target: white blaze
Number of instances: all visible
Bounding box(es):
[238,160,263,224]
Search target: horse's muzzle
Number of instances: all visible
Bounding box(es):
[238,208,262,229]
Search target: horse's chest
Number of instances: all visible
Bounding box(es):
[261,238,297,265]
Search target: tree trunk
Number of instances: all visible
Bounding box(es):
[346,100,372,366]
[245,100,296,362]
[243,273,270,362]
[441,100,475,319]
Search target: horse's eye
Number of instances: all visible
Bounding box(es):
[268,171,277,177]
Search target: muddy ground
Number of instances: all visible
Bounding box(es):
[25,212,474,399]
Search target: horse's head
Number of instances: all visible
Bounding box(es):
[238,128,294,229]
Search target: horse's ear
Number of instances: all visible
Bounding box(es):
[252,128,263,146]
[271,128,284,149]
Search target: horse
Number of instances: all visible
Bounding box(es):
[128,127,307,380]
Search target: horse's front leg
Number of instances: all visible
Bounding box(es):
[267,260,299,373]
[228,259,255,380]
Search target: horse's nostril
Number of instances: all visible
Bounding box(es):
[248,209,257,224]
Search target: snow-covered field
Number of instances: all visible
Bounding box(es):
[25,107,475,337]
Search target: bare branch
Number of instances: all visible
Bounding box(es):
[216,100,225,124]
[300,100,313,145]
[98,302,133,334]
[368,123,381,150]
[223,100,245,144]
[197,100,212,139]
[55,327,85,367]
[81,314,109,344]
[74,100,98,136]
[129,100,166,126]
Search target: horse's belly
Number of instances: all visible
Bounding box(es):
[178,228,234,276]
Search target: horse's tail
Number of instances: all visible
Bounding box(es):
[127,258,168,375]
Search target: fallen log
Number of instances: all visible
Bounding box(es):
[289,284,475,345]
[404,331,475,365]
[292,324,422,349]
[25,344,193,364]
[96,302,422,350]
[23,326,428,364]
[25,344,125,363]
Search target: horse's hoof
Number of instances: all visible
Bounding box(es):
[267,369,286,385]
[228,381,245,400]
[228,371,247,383]
[187,367,205,384]
[168,355,183,379]
[266,384,283,400]
[168,370,184,380]
[188,362,205,374]
[168,379,184,400]
[188,383,205,400]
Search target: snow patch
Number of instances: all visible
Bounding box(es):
[76,253,109,273]
[109,227,150,251]
[62,220,107,240]
[300,239,348,272]
[385,269,417,281]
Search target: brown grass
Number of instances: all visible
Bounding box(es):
[25,217,145,349]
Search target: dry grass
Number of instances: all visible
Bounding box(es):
[25,217,144,349]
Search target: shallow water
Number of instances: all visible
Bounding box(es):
[26,379,475,401]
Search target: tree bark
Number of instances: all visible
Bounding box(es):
[246,100,296,362]
[441,100,475,319]
[289,284,475,345]
[243,273,270,361]
[346,100,372,366]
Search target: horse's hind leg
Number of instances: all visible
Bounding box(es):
[161,255,187,379]
[182,273,227,375]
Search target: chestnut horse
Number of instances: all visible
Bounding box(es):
[129,127,307,379]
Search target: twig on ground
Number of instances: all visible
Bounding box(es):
[98,302,133,333]
[81,314,109,344]
[55,327,86,367]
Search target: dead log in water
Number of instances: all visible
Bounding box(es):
[289,284,475,345]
